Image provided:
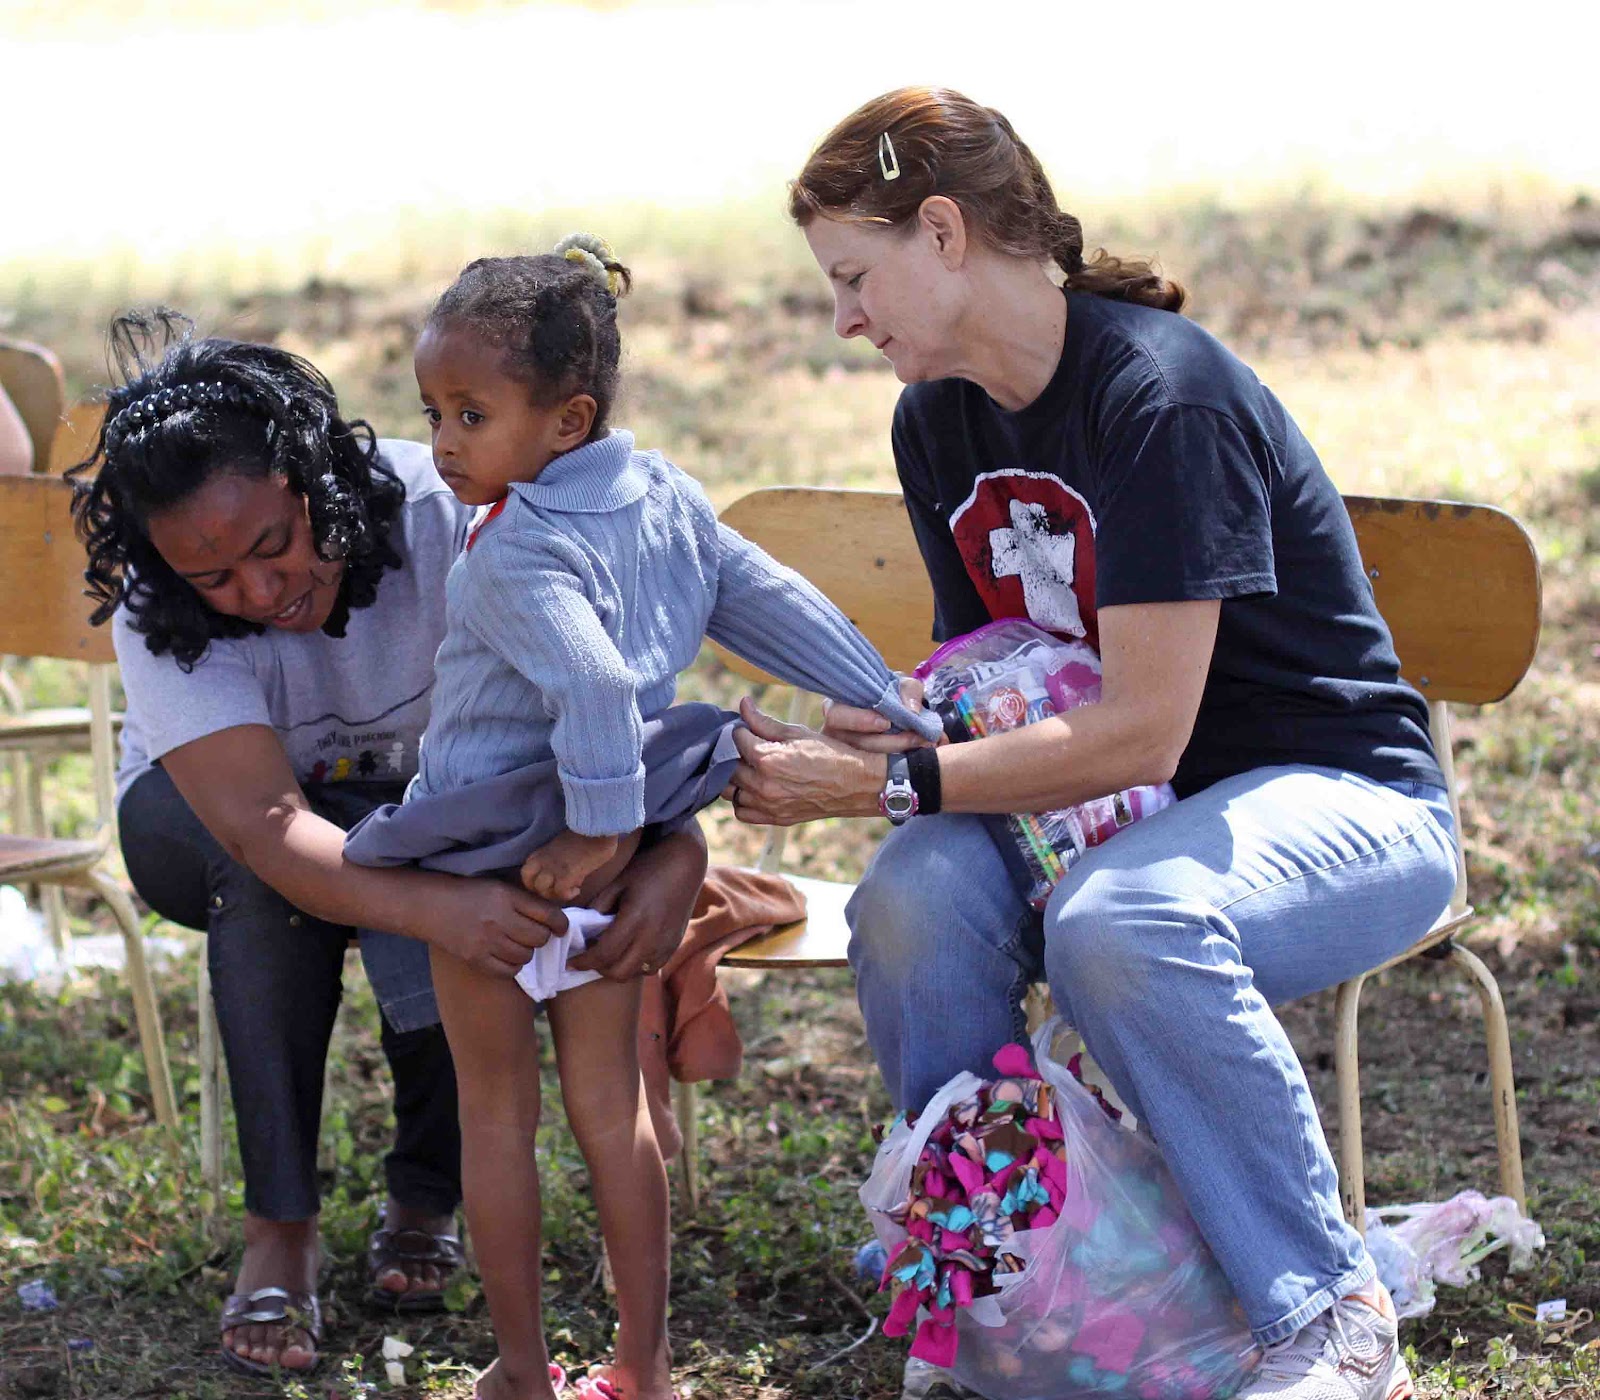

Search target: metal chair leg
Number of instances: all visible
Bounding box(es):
[1445,942,1527,1212]
[674,1079,700,1217]
[1333,974,1368,1235]
[198,957,224,1191]
[87,867,178,1130]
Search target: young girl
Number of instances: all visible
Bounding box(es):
[344,234,940,1400]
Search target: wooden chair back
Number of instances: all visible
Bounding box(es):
[49,401,107,477]
[0,340,67,472]
[716,490,934,679]
[715,488,1542,706]
[0,475,113,664]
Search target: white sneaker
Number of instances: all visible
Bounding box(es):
[1239,1284,1413,1400]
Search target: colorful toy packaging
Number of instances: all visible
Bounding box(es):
[914,620,1176,908]
[861,1019,1258,1400]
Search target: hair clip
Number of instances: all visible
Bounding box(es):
[878,131,901,182]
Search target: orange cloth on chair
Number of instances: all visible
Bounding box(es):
[639,866,807,1159]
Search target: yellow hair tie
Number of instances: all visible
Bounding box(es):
[557,237,620,296]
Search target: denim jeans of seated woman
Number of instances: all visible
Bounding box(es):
[845,764,1458,1348]
[119,766,461,1223]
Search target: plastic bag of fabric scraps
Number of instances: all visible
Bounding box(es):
[860,1017,1258,1400]
[915,619,1175,908]
[1364,1191,1544,1321]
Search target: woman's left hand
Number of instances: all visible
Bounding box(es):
[724,696,888,827]
[567,818,709,980]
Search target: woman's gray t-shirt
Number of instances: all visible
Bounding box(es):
[113,440,471,803]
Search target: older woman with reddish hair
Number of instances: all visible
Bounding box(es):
[727,87,1453,1400]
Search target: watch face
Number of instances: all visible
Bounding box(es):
[884,791,916,818]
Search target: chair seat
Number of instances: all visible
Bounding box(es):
[0,831,104,879]
[722,874,855,968]
[1367,904,1474,977]
[722,878,1475,976]
[0,706,122,751]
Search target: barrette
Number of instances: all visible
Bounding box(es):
[879,131,901,181]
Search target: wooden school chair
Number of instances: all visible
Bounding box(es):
[0,342,105,948]
[681,487,1537,1229]
[0,474,178,1129]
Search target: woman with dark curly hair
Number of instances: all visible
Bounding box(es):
[71,314,711,1379]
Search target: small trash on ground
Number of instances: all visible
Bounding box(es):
[1509,1300,1594,1338]
[66,1339,93,1352]
[382,1334,414,1387]
[854,1238,888,1283]
[18,1279,59,1311]
[0,884,188,988]
[1364,1190,1543,1320]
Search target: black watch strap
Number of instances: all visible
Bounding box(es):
[906,745,942,816]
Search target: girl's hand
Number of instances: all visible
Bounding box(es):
[568,820,709,981]
[429,877,570,980]
[725,696,887,827]
[821,674,940,754]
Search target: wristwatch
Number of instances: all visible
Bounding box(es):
[878,752,920,825]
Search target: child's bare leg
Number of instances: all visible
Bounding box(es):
[430,945,558,1400]
[547,976,673,1400]
[522,829,621,903]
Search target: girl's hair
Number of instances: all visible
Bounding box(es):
[789,87,1185,314]
[427,234,633,440]
[70,310,405,669]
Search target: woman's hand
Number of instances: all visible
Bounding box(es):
[568,820,709,981]
[425,877,570,980]
[724,696,888,826]
[821,674,940,754]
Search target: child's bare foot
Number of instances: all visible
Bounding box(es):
[521,831,619,903]
[473,1356,565,1400]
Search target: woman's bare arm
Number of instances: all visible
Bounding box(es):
[0,384,33,476]
[728,600,1219,823]
[159,724,567,978]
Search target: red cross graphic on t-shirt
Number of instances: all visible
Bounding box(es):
[947,469,1099,650]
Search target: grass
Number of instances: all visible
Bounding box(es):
[3,189,1600,1396]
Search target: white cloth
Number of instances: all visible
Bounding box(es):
[514,905,611,1003]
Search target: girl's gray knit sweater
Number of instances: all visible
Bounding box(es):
[414,430,940,835]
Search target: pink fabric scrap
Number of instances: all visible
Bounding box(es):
[992,1043,1036,1078]
[1074,1303,1147,1375]
[911,1309,959,1368]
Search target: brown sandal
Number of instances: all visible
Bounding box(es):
[219,1286,322,1377]
[366,1217,466,1312]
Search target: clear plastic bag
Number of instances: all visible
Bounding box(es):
[861,1019,1257,1400]
[1364,1191,1544,1320]
[915,620,1176,908]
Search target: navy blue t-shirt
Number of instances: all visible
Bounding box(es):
[893,289,1442,798]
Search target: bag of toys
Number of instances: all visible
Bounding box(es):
[914,619,1176,908]
[860,1019,1259,1399]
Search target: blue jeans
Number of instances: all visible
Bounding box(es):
[846,765,1458,1345]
